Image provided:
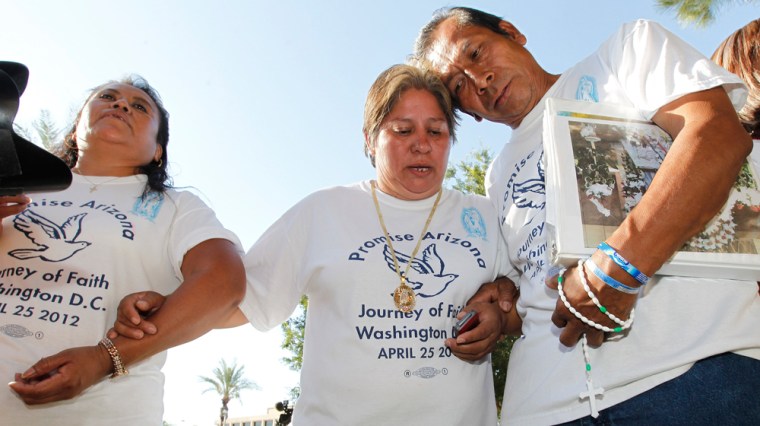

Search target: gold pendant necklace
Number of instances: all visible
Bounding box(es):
[371,180,442,312]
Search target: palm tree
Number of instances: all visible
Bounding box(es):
[199,359,259,425]
[13,109,61,151]
[656,0,759,27]
[31,109,61,151]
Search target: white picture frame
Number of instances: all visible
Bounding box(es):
[543,98,760,280]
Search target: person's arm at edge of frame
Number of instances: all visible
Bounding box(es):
[614,87,752,275]
[547,86,753,347]
[8,237,246,404]
[0,195,31,237]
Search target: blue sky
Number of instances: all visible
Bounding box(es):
[5,1,759,424]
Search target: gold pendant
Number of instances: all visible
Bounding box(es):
[393,283,415,312]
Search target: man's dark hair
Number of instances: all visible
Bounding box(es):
[413,6,509,64]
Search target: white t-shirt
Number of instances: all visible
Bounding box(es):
[1,174,241,426]
[486,20,760,425]
[240,181,515,425]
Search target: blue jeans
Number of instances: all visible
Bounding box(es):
[557,352,760,426]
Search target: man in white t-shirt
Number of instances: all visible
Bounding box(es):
[413,6,760,425]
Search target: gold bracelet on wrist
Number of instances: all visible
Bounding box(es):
[98,337,128,379]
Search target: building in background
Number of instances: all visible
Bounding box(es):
[223,405,283,426]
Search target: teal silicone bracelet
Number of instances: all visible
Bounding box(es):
[597,242,649,285]
[586,258,640,295]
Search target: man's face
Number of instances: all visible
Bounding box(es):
[424,18,545,128]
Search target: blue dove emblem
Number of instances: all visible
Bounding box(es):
[383,243,459,298]
[9,210,91,262]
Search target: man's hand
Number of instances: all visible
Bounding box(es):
[546,259,638,347]
[8,345,112,405]
[466,276,519,313]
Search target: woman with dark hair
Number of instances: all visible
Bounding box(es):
[54,75,172,196]
[0,75,245,425]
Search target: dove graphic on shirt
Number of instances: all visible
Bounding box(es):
[383,243,459,298]
[9,210,91,262]
[513,151,546,209]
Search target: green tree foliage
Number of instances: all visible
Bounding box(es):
[490,336,518,413]
[281,296,307,400]
[199,359,259,421]
[656,0,759,27]
[32,110,61,150]
[281,296,307,371]
[445,147,493,196]
[13,109,61,150]
[288,385,301,401]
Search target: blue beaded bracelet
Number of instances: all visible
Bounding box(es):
[585,259,640,295]
[597,242,650,285]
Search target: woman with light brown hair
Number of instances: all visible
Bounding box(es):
[712,18,760,139]
[113,64,518,425]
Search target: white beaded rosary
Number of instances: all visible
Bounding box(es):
[578,335,604,418]
[578,259,635,330]
[556,261,636,418]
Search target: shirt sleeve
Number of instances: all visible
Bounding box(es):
[240,196,314,331]
[602,19,747,119]
[166,191,244,280]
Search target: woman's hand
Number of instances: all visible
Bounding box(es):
[107,291,166,340]
[445,276,522,361]
[0,194,30,236]
[8,344,112,405]
[445,301,508,361]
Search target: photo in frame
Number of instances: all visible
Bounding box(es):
[543,98,760,280]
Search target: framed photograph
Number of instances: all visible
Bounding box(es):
[543,98,760,280]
